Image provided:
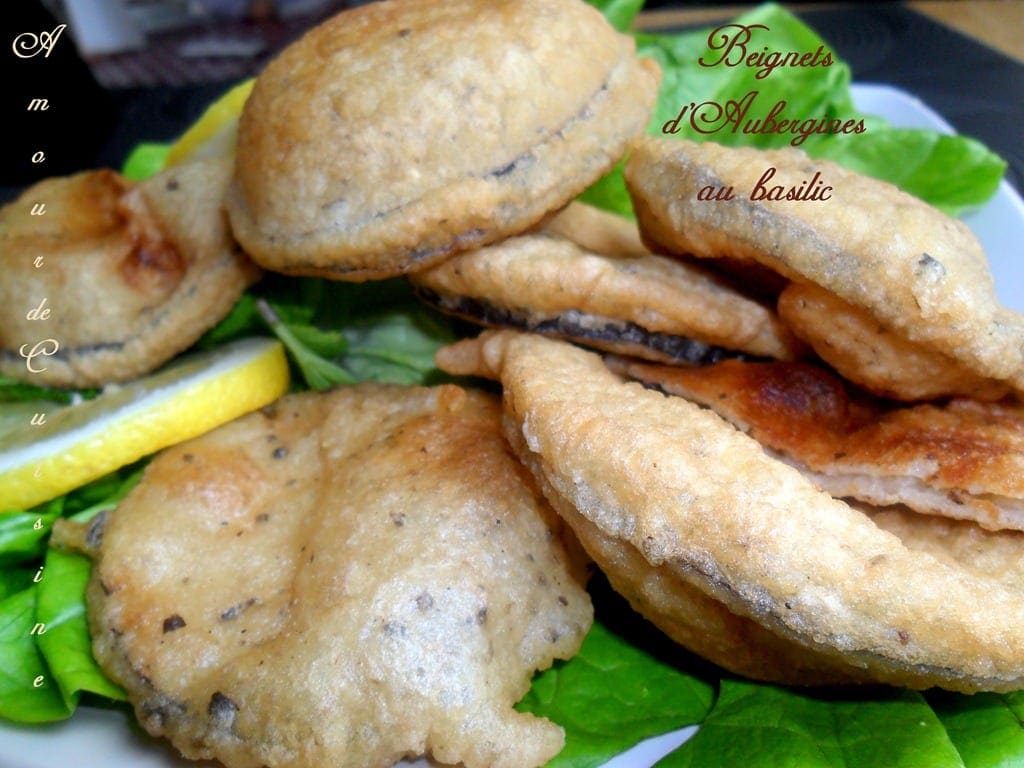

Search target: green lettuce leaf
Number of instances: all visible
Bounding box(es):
[0,468,140,722]
[518,602,714,768]
[0,568,32,601]
[340,306,457,385]
[0,375,85,405]
[259,301,357,389]
[661,680,965,768]
[196,293,264,349]
[0,587,71,723]
[244,277,458,390]
[927,691,1024,768]
[587,0,645,31]
[36,547,126,711]
[120,142,172,181]
[0,501,62,562]
[641,4,856,147]
[577,160,634,217]
[812,130,1005,213]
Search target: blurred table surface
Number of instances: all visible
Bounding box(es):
[637,1,1024,64]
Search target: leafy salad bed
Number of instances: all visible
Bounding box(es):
[1,3,1019,766]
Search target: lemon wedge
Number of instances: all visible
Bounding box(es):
[0,337,289,512]
[165,78,255,167]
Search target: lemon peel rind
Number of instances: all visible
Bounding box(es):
[165,79,254,167]
[0,338,289,512]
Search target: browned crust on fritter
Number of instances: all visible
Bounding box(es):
[503,414,871,687]
[609,357,1024,531]
[0,159,258,388]
[228,0,660,280]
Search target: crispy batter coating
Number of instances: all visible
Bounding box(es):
[412,230,800,364]
[542,201,651,258]
[88,384,591,768]
[0,159,258,388]
[625,137,1024,393]
[869,505,1024,593]
[503,418,869,687]
[531,489,1024,688]
[778,282,1009,401]
[228,0,660,280]
[438,331,1024,692]
[608,357,1024,531]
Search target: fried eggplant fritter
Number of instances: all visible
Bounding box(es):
[227,0,660,280]
[778,282,1009,401]
[609,356,1024,532]
[438,331,1024,693]
[412,229,800,365]
[88,384,591,768]
[625,137,1024,397]
[503,420,872,687]
[0,159,258,388]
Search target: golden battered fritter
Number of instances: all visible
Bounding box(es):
[228,0,660,280]
[86,384,591,768]
[625,137,1024,397]
[778,282,1009,401]
[609,356,1024,532]
[503,420,872,688]
[0,159,258,388]
[412,230,800,365]
[438,331,1024,693]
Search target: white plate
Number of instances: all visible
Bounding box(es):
[2,83,1022,768]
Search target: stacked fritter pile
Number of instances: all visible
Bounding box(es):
[7,0,1024,765]
[435,138,1024,693]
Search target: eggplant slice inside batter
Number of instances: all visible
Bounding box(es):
[412,223,802,365]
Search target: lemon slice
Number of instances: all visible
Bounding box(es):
[0,337,289,512]
[165,79,255,167]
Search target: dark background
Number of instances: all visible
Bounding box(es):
[2,1,1022,201]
